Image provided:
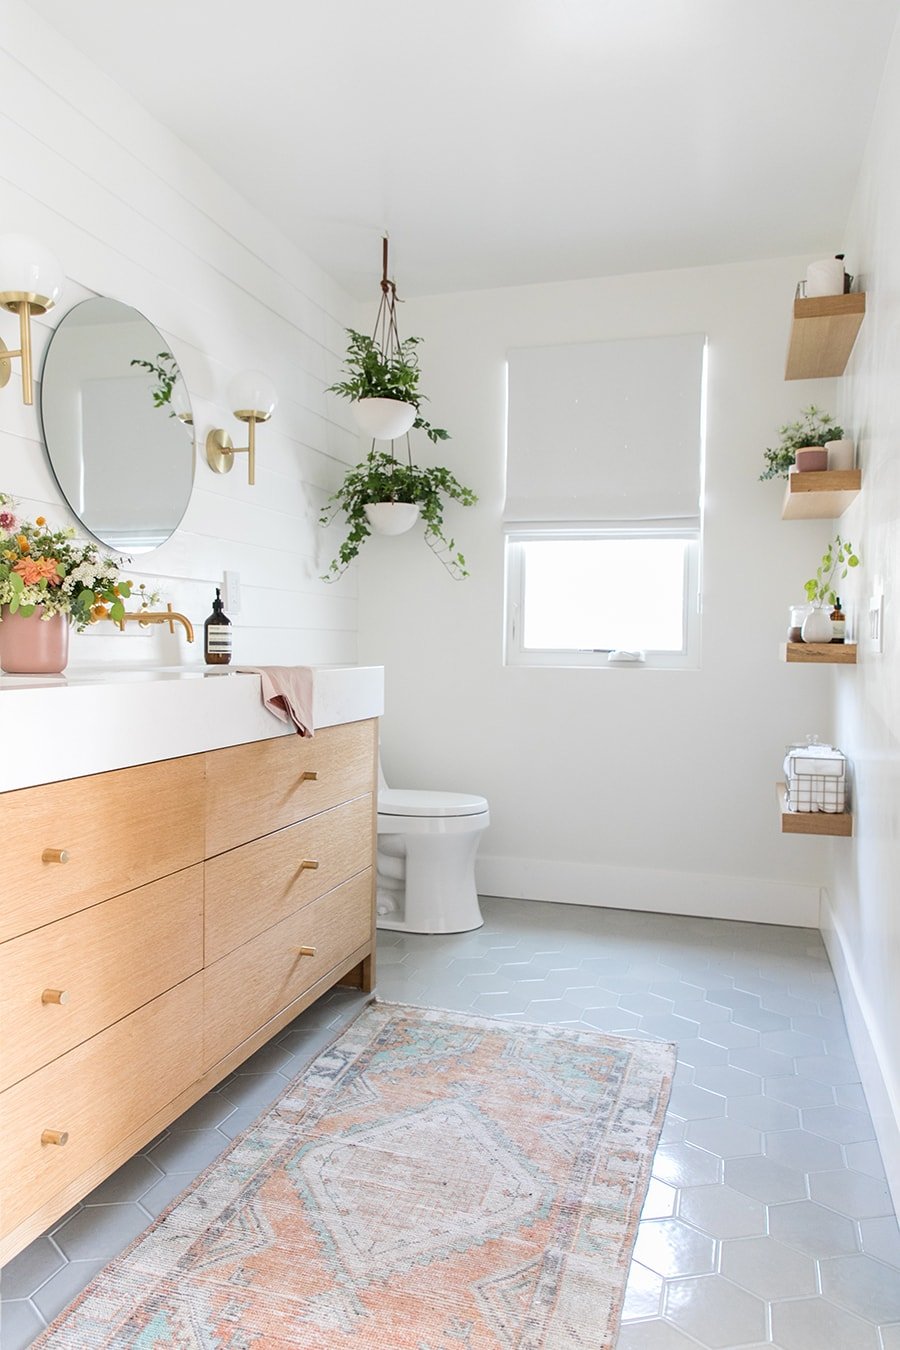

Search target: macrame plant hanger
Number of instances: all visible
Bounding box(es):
[371,236,415,474]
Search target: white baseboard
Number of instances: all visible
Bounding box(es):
[476,854,821,927]
[820,889,900,1217]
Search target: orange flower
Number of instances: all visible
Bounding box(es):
[13,557,61,586]
[16,535,29,553]
[35,516,46,526]
[90,603,109,620]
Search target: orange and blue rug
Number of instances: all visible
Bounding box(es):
[36,1002,674,1348]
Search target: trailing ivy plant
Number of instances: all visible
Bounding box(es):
[327,329,449,443]
[319,448,476,581]
[759,405,844,480]
[804,534,859,605]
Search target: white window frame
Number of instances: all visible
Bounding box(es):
[504,524,701,670]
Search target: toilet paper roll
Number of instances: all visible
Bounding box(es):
[806,258,845,298]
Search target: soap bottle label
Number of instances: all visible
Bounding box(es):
[206,624,232,654]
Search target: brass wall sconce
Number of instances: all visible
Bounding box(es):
[206,370,277,486]
[0,234,64,406]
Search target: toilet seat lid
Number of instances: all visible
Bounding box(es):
[378,788,488,818]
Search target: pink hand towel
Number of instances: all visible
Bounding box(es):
[239,666,315,737]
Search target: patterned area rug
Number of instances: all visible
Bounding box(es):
[36,1002,674,1349]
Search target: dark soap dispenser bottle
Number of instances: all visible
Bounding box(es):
[204,587,232,665]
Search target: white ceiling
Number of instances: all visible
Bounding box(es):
[25,0,900,299]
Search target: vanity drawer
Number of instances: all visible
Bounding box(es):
[205,718,376,856]
[0,755,206,941]
[0,974,203,1240]
[0,866,203,1092]
[203,870,373,1070]
[205,796,373,963]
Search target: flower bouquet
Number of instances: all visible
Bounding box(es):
[0,492,137,630]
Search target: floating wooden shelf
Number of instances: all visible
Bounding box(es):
[777,783,852,836]
[781,469,861,520]
[785,293,866,380]
[781,642,857,665]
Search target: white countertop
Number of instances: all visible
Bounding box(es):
[0,664,384,792]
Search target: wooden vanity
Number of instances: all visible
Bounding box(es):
[0,667,381,1264]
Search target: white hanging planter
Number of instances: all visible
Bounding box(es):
[364,502,420,535]
[352,397,417,441]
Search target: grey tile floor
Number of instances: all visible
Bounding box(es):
[2,896,899,1348]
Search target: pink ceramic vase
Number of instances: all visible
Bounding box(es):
[0,607,70,674]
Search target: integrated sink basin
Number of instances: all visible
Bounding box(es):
[0,664,384,792]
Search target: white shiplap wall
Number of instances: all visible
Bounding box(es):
[0,0,363,668]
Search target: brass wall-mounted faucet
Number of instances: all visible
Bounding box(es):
[115,602,195,643]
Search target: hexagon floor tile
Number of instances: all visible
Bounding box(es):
[3,895,900,1350]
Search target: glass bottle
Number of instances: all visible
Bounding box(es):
[204,588,232,664]
[830,597,846,644]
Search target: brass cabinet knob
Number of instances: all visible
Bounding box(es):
[42,848,69,864]
[299,859,320,871]
[41,1129,68,1146]
[295,946,317,958]
[41,989,69,1006]
[300,770,318,782]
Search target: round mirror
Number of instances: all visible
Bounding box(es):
[39,297,194,554]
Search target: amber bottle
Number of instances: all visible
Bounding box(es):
[204,588,232,664]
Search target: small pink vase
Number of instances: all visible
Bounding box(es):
[0,607,70,674]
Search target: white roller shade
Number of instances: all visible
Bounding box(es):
[504,333,706,527]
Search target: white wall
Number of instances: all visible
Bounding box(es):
[0,0,361,669]
[823,14,900,1210]
[358,257,844,926]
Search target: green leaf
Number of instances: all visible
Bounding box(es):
[110,599,125,623]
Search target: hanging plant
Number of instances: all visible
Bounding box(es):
[326,238,448,444]
[320,447,476,581]
[320,238,475,581]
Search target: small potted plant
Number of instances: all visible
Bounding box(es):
[320,448,476,581]
[328,329,450,444]
[800,533,859,641]
[760,406,844,480]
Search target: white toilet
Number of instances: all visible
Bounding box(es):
[376,761,490,934]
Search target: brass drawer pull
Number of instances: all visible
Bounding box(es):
[300,859,320,871]
[300,770,318,782]
[41,989,69,1006]
[42,848,69,864]
[295,946,317,958]
[41,1129,69,1147]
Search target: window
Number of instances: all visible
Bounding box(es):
[503,333,706,670]
[506,529,699,667]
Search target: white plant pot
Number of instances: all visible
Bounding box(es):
[364,502,420,535]
[352,398,417,441]
[826,438,855,471]
[801,604,834,644]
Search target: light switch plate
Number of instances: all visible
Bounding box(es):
[868,593,884,653]
[223,570,242,615]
